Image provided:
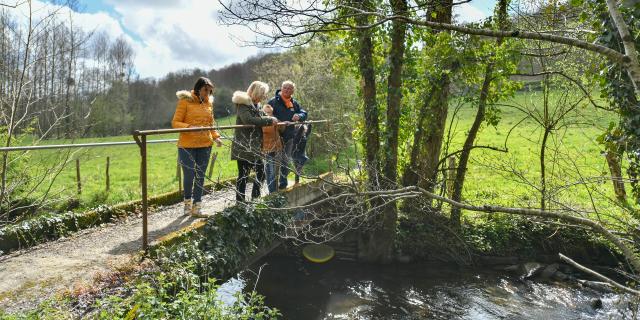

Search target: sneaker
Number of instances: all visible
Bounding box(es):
[190,202,210,218]
[183,199,192,215]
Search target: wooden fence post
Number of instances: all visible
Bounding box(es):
[106,156,110,192]
[207,152,218,179]
[76,158,81,195]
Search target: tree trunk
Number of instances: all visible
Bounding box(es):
[417,76,451,193]
[540,128,550,211]
[450,63,494,226]
[63,21,74,138]
[605,151,627,202]
[354,0,380,188]
[604,0,640,96]
[383,0,407,189]
[450,0,509,227]
[402,86,436,187]
[366,0,408,263]
[412,0,453,198]
[352,0,384,262]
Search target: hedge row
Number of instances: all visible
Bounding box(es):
[0,179,235,255]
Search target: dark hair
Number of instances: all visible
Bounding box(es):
[193,77,214,97]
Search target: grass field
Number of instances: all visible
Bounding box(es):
[446,89,627,219]
[12,89,630,221]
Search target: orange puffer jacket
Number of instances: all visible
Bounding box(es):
[171,90,221,148]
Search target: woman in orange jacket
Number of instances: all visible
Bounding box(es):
[172,77,222,217]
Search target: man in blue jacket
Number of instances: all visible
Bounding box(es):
[267,80,307,190]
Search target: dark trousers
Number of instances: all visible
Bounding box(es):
[236,159,265,202]
[178,147,211,203]
[278,139,294,189]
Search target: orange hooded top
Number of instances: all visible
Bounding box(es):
[171,90,221,148]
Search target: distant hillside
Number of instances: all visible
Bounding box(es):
[106,53,280,136]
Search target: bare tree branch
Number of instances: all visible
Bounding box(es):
[559,253,640,296]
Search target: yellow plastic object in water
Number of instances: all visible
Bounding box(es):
[302,244,335,263]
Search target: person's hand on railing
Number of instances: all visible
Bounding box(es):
[292,114,301,121]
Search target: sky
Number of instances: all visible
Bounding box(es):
[24,0,497,79]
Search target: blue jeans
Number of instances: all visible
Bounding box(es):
[265,151,283,193]
[278,139,294,189]
[178,147,211,203]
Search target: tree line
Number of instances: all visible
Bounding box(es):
[0,4,285,140]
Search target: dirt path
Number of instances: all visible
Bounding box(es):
[0,189,236,313]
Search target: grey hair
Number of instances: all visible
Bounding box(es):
[247,81,270,101]
[281,80,296,89]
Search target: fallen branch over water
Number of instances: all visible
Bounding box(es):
[559,253,640,296]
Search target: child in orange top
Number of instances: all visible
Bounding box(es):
[262,104,284,193]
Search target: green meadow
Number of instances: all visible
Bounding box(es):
[14,89,628,220]
[446,89,625,219]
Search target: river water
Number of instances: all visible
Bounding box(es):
[219,256,637,319]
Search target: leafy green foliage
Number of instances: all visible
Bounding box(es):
[200,195,290,279]
[397,212,618,264]
[0,205,120,255]
[150,195,290,284]
[583,0,640,203]
[94,250,280,319]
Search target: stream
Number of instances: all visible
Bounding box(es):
[219,256,638,319]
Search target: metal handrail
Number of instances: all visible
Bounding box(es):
[0,119,328,252]
[132,119,328,251]
[133,120,327,136]
[0,139,180,152]
[0,120,327,152]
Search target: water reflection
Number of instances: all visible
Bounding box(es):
[219,256,637,319]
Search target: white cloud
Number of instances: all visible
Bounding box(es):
[9,0,260,79]
[12,0,128,42]
[106,0,262,78]
[454,3,489,23]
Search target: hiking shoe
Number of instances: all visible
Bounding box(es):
[183,199,192,216]
[190,202,210,218]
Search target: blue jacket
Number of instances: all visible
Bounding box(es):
[268,89,308,141]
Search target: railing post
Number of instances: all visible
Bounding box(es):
[207,152,218,179]
[133,131,148,251]
[106,156,110,192]
[76,158,81,195]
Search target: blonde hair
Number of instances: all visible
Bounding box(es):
[247,81,270,102]
[281,80,296,89]
[263,104,273,115]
